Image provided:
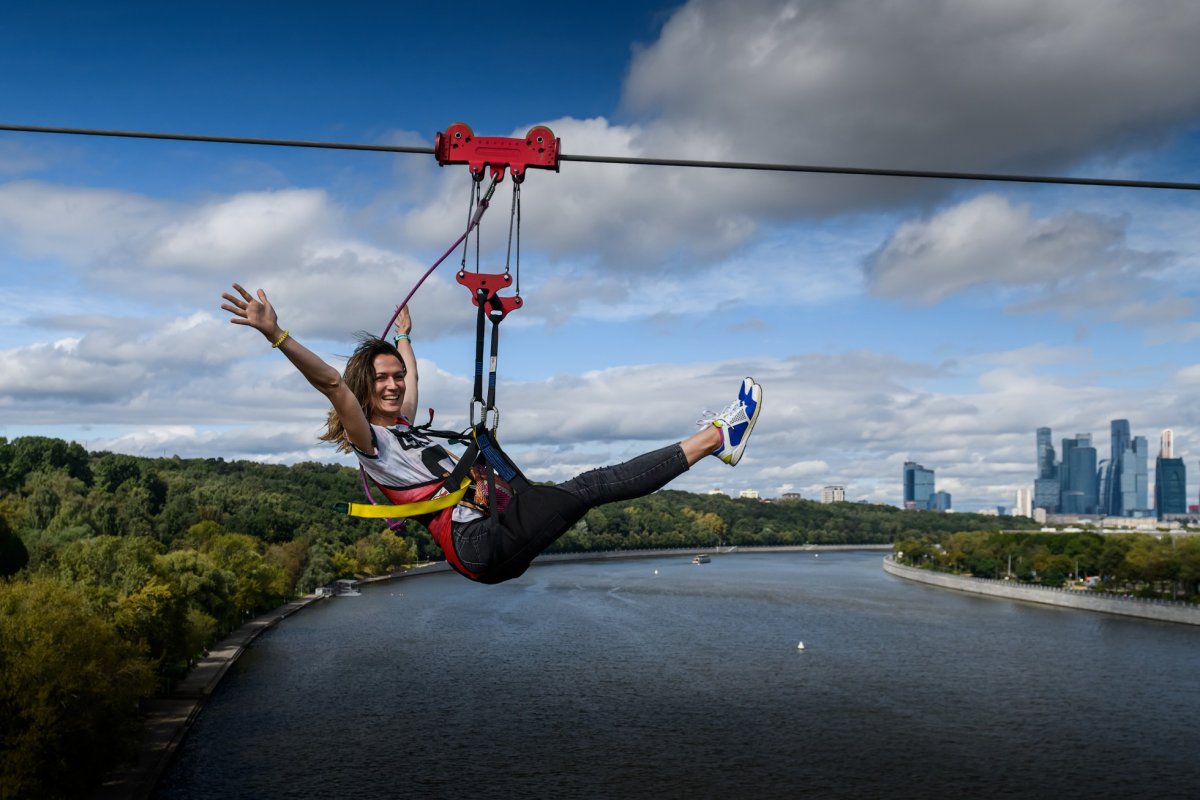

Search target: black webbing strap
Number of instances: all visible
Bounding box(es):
[472,288,488,409]
[409,424,471,446]
[486,307,502,412]
[440,438,480,499]
[471,287,508,427]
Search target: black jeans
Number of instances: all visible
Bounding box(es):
[451,443,690,583]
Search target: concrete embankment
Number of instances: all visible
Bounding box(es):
[386,545,893,574]
[532,543,892,564]
[882,557,1200,626]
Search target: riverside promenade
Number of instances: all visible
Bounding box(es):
[883,556,1200,626]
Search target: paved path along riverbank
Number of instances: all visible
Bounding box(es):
[883,556,1200,626]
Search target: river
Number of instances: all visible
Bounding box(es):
[157,551,1200,799]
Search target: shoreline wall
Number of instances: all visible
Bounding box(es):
[882,557,1200,626]
[362,545,893,584]
[531,543,892,564]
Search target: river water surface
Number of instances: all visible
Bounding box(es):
[158,551,1200,799]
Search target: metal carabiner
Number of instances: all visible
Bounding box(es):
[469,401,500,433]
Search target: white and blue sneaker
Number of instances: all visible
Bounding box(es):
[699,378,762,466]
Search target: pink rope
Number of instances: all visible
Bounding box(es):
[358,466,405,532]
[362,187,495,530]
[378,196,491,338]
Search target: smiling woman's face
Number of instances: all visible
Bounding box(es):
[369,353,407,424]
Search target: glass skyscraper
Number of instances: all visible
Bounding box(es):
[1155,457,1187,518]
[1062,437,1098,515]
[1033,427,1059,512]
[1120,436,1149,516]
[1037,422,1154,518]
[903,461,935,510]
[1037,427,1056,479]
[1059,433,1096,514]
[1103,419,1131,515]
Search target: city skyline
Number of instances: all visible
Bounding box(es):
[1031,419,1190,520]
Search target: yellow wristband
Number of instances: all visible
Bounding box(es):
[271,329,290,348]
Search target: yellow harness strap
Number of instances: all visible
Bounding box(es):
[340,477,472,519]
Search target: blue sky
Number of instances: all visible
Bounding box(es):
[4,0,1200,510]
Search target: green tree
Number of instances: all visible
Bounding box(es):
[683,508,727,545]
[0,576,155,799]
[1123,536,1174,592]
[266,539,309,589]
[112,577,190,676]
[1176,537,1200,599]
[154,548,236,655]
[0,516,28,577]
[0,436,91,491]
[54,535,163,598]
[22,468,88,531]
[203,533,290,621]
[297,542,338,593]
[91,452,142,493]
[347,530,417,576]
[154,548,235,621]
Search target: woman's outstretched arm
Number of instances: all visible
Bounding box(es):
[220,283,375,455]
[392,305,418,423]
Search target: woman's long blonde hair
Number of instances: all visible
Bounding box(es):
[319,335,406,453]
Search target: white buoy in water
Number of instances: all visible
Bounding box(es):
[654,569,659,575]
[797,641,805,650]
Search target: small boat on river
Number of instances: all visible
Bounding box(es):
[692,554,711,564]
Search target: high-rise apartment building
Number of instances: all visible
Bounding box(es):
[1015,488,1033,518]
[930,490,952,512]
[821,485,845,504]
[903,461,935,510]
[1161,429,1175,459]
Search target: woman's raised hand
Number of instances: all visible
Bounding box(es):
[221,283,282,340]
[393,304,412,338]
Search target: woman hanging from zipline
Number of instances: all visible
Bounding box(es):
[220,283,762,584]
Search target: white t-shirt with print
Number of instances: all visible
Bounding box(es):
[354,422,483,525]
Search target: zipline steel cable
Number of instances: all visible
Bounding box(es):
[2,122,1199,192]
